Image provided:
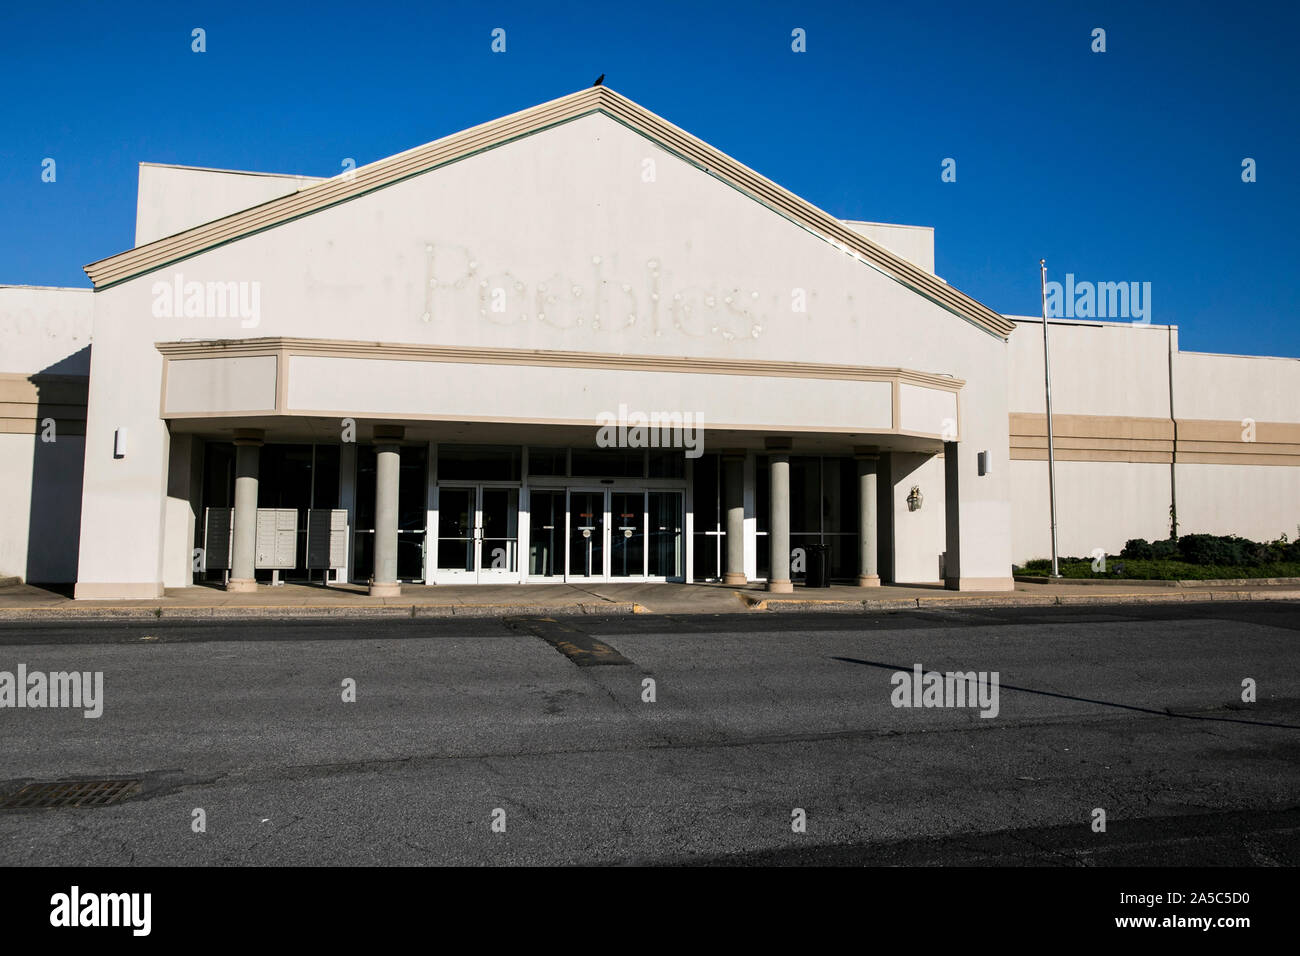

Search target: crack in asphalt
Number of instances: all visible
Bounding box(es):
[832,656,1300,730]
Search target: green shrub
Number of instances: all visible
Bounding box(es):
[1120,533,1300,566]
[1024,529,1300,578]
[1122,538,1154,559]
[1177,534,1249,566]
[1121,537,1179,560]
[1017,558,1300,580]
[1151,537,1179,560]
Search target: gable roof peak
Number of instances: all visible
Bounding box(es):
[84,86,1013,338]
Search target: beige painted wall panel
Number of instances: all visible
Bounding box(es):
[1174,352,1300,423]
[165,355,278,414]
[898,382,958,437]
[135,165,324,247]
[0,431,85,581]
[1175,463,1300,542]
[1010,458,1171,562]
[287,355,893,431]
[890,452,946,583]
[840,221,935,273]
[1008,317,1173,419]
[0,433,35,577]
[162,496,194,588]
[0,287,93,375]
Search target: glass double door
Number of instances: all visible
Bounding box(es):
[530,488,684,582]
[435,485,519,583]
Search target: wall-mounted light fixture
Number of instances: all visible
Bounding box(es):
[907,485,923,512]
[113,428,127,459]
[977,451,990,476]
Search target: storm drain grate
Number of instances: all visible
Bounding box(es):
[0,779,140,810]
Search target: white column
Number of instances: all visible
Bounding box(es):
[767,439,792,593]
[370,425,404,597]
[227,429,263,592]
[856,448,880,587]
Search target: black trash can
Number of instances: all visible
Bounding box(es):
[804,543,831,588]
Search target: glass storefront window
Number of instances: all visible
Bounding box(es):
[199,441,344,584]
[438,444,520,481]
[693,454,719,528]
[648,491,684,578]
[313,445,340,510]
[436,487,473,573]
[527,447,567,477]
[202,442,235,509]
[480,487,518,574]
[790,456,821,535]
[756,455,770,579]
[691,452,721,581]
[528,490,564,576]
[257,444,313,511]
[355,446,376,531]
[648,449,685,479]
[198,439,694,586]
[571,447,644,478]
[757,454,860,582]
[568,490,605,577]
[397,446,429,580]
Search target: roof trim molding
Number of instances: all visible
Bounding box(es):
[89,87,1015,338]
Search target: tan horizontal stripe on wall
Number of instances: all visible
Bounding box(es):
[1177,417,1300,466]
[0,402,87,420]
[1009,412,1174,441]
[88,87,1013,338]
[0,372,89,435]
[1012,437,1175,454]
[0,373,89,406]
[1178,440,1300,456]
[0,418,87,436]
[1178,418,1300,444]
[1176,452,1300,466]
[1010,413,1174,463]
[1011,448,1176,464]
[156,337,966,390]
[1010,413,1300,465]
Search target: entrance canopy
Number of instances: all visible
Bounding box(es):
[157,336,964,450]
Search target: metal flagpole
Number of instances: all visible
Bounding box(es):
[1040,259,1061,578]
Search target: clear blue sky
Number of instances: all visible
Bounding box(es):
[3,0,1296,357]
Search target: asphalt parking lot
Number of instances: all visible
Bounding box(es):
[1,601,1297,865]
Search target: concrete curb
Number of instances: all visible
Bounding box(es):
[0,601,644,622]
[745,589,1300,612]
[1,590,1296,621]
[1015,575,1300,587]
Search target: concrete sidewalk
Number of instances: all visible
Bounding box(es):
[0,577,1297,621]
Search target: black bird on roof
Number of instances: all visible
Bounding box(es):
[593,74,605,87]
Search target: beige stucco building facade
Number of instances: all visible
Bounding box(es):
[2,88,1296,597]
